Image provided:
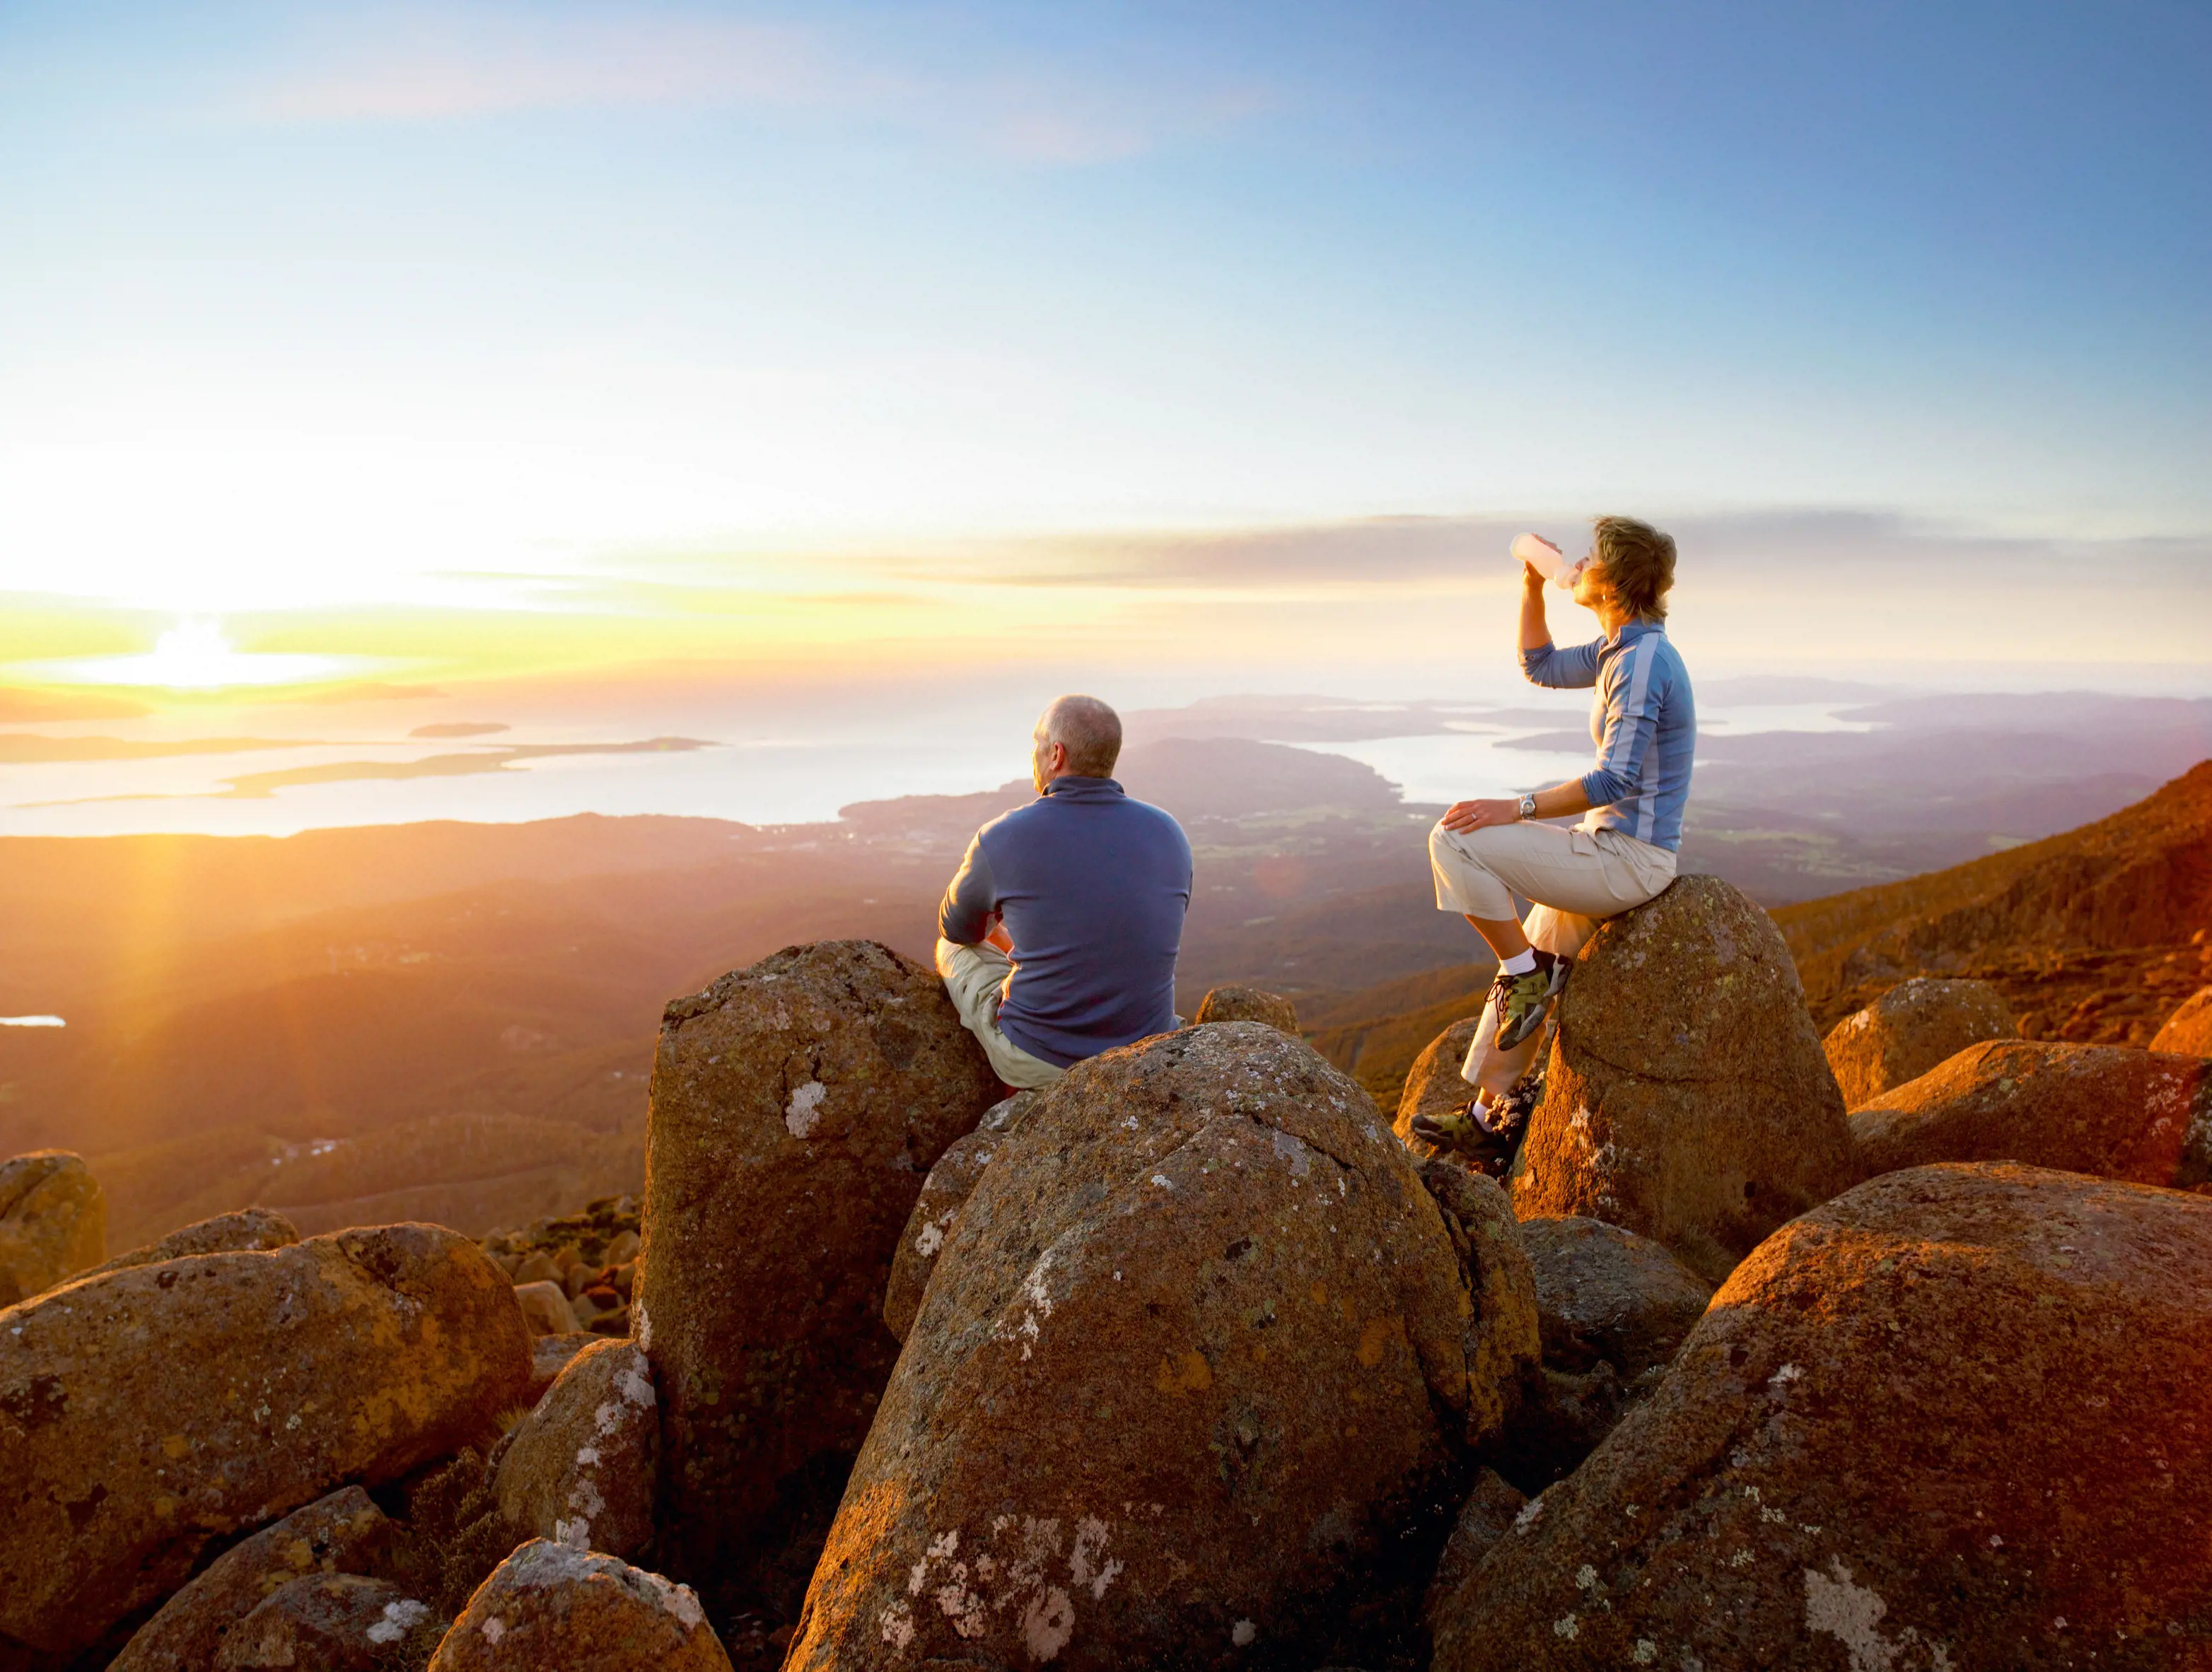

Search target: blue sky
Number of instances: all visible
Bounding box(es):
[0,1,2206,660]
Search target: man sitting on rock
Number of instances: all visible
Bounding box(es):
[1413,516,1694,1159]
[936,694,1193,1089]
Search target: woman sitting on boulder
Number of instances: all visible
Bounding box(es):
[1413,515,1694,1161]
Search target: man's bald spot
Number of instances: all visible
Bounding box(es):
[1037,694,1123,778]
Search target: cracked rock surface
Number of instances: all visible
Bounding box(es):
[786,1021,1482,1671]
[1433,1163,2212,1671]
[1510,875,1853,1282]
[637,939,999,1625]
[0,1224,531,1659]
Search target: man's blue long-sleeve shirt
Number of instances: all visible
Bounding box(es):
[938,776,1192,1068]
[1520,618,1695,853]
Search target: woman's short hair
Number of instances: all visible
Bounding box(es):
[1592,516,1677,621]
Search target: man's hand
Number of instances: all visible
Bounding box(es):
[1441,797,1522,833]
[984,916,1015,954]
[1523,559,1547,591]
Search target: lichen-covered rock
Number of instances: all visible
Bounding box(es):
[1517,1216,1713,1381]
[426,1541,730,1671]
[1822,976,2015,1106]
[786,1022,1480,1671]
[0,1224,532,1659]
[514,1280,580,1335]
[1417,1160,1540,1450]
[1194,985,1299,1032]
[214,1574,443,1670]
[1431,1164,2212,1671]
[1509,876,1853,1282]
[1392,1017,1483,1164]
[1851,1038,2212,1186]
[638,940,999,1620]
[2152,986,2212,1057]
[0,1150,105,1306]
[495,1340,658,1561]
[883,1094,1039,1345]
[111,1487,407,1672]
[73,1208,298,1286]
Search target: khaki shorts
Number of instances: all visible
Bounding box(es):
[935,938,1066,1091]
[1427,819,1677,1101]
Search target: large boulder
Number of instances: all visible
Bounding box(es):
[0,1150,105,1306]
[1517,1216,1713,1381]
[785,1022,1484,1671]
[1393,1016,1483,1165]
[1431,1164,2212,1671]
[111,1485,409,1671]
[1508,876,1853,1282]
[0,1224,532,1659]
[494,1339,658,1561]
[426,1541,730,1671]
[1822,976,2015,1106]
[73,1208,298,1285]
[1194,984,1299,1031]
[883,1092,1040,1344]
[1851,1038,2212,1186]
[2153,986,2212,1056]
[214,1574,443,1670]
[636,940,999,1620]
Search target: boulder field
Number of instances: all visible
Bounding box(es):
[0,1223,531,1659]
[785,1022,1496,1671]
[1851,1038,2212,1186]
[1431,1164,2212,1671]
[636,940,1001,1620]
[1510,875,1855,1283]
[1822,976,2015,1106]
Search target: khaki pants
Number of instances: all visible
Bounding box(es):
[1427,820,1677,1103]
[935,938,1067,1091]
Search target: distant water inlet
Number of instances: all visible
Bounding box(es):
[0,1016,64,1027]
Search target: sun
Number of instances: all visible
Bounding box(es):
[28,617,363,691]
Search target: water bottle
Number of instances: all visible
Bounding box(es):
[1512,532,1586,590]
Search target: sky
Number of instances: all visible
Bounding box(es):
[1,0,2209,728]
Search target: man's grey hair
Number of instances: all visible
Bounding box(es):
[1036,694,1122,778]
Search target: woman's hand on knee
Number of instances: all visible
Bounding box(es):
[1442,797,1520,833]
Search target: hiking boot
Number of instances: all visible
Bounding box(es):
[1489,949,1568,1050]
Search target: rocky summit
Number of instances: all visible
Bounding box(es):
[636,939,1001,1623]
[1510,875,1855,1282]
[1433,1164,2212,1671]
[786,1022,1485,1671]
[4,756,2211,1672]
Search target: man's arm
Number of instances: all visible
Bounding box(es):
[938,833,1000,946]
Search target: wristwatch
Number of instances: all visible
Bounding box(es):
[1517,793,1539,820]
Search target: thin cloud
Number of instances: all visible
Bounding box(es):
[238,10,1276,165]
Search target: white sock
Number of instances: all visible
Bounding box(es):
[1500,948,1539,976]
